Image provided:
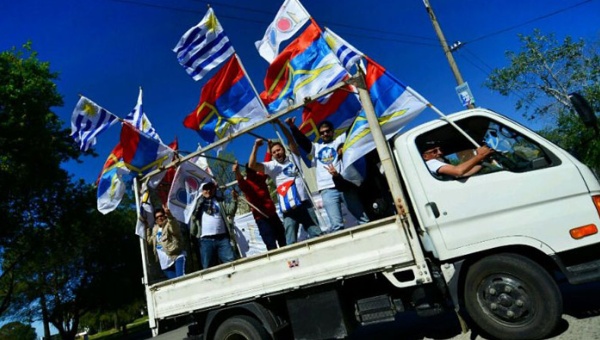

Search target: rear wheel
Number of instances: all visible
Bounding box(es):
[214,315,270,340]
[464,253,562,339]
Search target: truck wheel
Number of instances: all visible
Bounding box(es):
[464,253,562,340]
[214,315,270,340]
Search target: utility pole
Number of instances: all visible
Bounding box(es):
[423,0,474,109]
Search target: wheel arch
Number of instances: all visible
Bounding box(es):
[446,245,563,311]
[204,301,286,340]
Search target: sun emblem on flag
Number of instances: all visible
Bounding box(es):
[82,100,98,117]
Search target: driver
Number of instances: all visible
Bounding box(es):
[420,140,494,178]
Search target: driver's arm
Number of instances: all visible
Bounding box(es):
[437,146,494,177]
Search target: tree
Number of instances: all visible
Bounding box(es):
[0,43,144,340]
[0,321,37,340]
[0,42,80,319]
[485,30,600,170]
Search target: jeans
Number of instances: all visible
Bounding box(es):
[320,188,345,232]
[283,202,323,244]
[343,189,370,225]
[256,215,287,250]
[200,234,235,269]
[163,254,186,279]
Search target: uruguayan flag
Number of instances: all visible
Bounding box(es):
[70,96,118,151]
[173,8,235,81]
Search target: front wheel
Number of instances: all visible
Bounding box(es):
[214,315,271,340]
[464,253,562,340]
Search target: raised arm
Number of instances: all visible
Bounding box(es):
[248,138,266,173]
[285,117,312,154]
[275,118,299,155]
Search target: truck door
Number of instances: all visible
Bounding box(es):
[402,114,592,259]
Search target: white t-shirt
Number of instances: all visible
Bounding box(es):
[263,153,309,202]
[156,227,174,270]
[201,198,227,236]
[426,158,448,174]
[312,134,346,190]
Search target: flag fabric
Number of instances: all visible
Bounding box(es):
[173,7,235,81]
[323,27,363,71]
[260,22,348,113]
[183,56,266,146]
[255,0,310,63]
[342,57,428,167]
[299,82,361,141]
[97,143,129,214]
[167,161,213,223]
[70,96,118,151]
[120,123,174,183]
[124,88,162,143]
[276,180,302,213]
[156,138,179,205]
[135,181,155,239]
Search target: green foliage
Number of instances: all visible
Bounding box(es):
[0,321,37,340]
[485,30,600,171]
[0,43,144,340]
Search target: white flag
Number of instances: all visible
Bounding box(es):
[167,162,213,224]
[255,0,310,63]
[124,88,162,143]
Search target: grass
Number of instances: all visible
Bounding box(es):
[86,317,150,340]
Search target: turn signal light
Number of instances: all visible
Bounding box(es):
[570,224,598,239]
[592,196,600,218]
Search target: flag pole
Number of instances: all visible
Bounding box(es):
[404,86,480,148]
[141,78,349,182]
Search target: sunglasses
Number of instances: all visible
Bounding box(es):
[423,147,442,155]
[319,129,333,135]
[155,215,166,219]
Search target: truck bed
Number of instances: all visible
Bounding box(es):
[148,216,419,320]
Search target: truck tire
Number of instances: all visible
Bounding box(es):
[214,315,271,340]
[464,253,562,340]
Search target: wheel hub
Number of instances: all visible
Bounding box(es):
[478,276,532,323]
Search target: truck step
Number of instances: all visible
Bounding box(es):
[355,295,404,325]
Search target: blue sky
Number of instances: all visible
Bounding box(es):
[1,0,599,333]
[2,0,599,185]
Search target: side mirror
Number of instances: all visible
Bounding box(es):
[569,92,597,129]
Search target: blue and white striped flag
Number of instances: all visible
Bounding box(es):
[124,88,162,143]
[323,27,363,72]
[173,8,235,81]
[70,96,118,151]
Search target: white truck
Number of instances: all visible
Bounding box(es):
[138,86,600,340]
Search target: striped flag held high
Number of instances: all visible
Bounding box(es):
[70,96,118,151]
[173,8,235,81]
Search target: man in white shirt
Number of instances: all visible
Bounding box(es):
[190,181,237,269]
[421,140,493,178]
[248,120,323,244]
[286,118,369,233]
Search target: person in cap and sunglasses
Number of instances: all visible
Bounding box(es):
[421,140,494,178]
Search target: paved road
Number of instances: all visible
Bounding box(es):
[150,281,600,340]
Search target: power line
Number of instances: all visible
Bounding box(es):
[465,0,594,45]
[110,0,439,44]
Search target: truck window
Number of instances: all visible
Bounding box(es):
[416,116,558,179]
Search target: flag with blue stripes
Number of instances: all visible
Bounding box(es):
[323,27,363,71]
[260,22,348,114]
[173,8,235,81]
[70,96,118,151]
[342,57,428,167]
[124,88,162,143]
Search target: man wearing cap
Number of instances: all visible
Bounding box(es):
[421,140,494,177]
[190,181,238,269]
